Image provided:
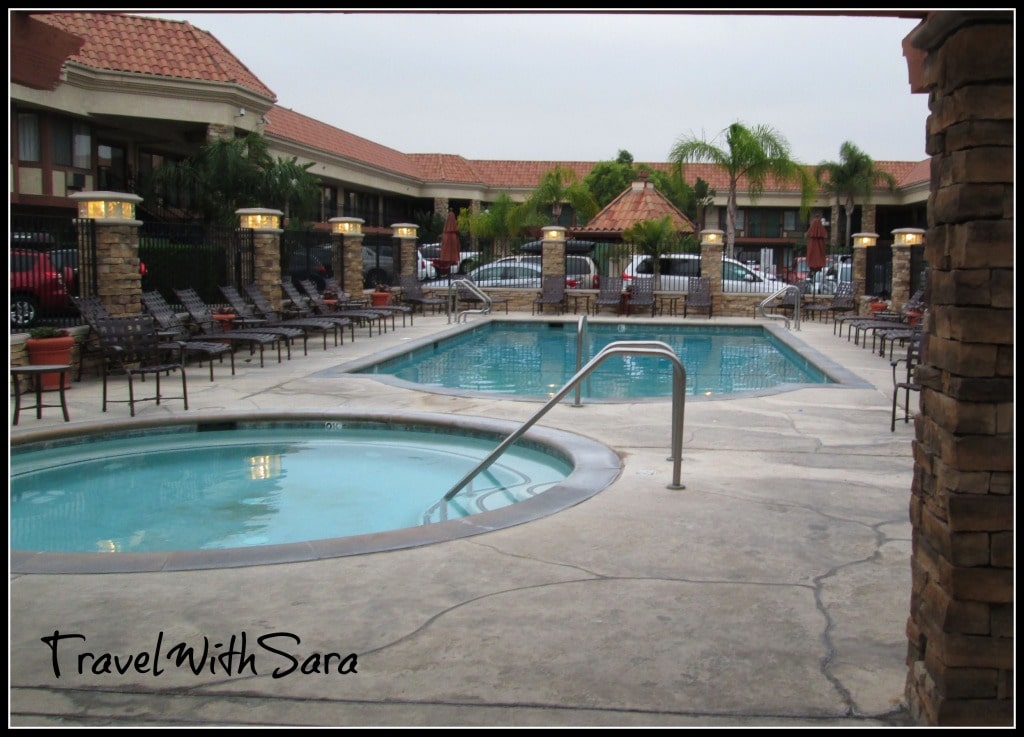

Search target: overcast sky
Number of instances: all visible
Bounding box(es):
[146,10,931,164]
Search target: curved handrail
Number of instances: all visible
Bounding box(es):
[442,340,687,501]
[572,314,588,407]
[757,284,802,331]
[448,278,493,323]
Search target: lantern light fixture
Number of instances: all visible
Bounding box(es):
[236,208,283,231]
[541,225,567,242]
[391,223,418,239]
[70,191,142,222]
[330,217,364,236]
[892,228,925,246]
[700,229,724,246]
[852,232,879,248]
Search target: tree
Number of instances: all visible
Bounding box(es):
[151,132,321,227]
[457,192,538,257]
[583,159,636,208]
[669,122,814,258]
[815,141,898,252]
[622,215,682,291]
[525,165,599,226]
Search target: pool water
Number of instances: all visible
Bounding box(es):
[10,424,572,554]
[356,322,833,398]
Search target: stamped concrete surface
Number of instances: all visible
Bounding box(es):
[10,313,917,726]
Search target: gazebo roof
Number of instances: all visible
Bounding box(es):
[572,173,696,239]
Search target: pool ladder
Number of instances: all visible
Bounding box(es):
[442,337,688,503]
[758,284,802,331]
[447,278,493,324]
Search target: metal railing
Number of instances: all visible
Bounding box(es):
[441,340,688,502]
[758,284,801,331]
[448,278,492,323]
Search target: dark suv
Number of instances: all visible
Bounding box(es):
[286,245,334,291]
[10,248,73,329]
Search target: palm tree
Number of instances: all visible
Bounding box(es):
[815,141,898,251]
[669,122,814,259]
[457,192,537,259]
[525,165,599,226]
[623,215,681,291]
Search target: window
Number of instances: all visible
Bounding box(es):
[18,113,40,162]
[97,143,126,190]
[734,209,745,230]
[53,119,92,168]
[783,210,799,232]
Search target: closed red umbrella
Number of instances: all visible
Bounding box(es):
[439,210,461,278]
[806,217,828,273]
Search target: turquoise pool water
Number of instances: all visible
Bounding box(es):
[10,423,573,555]
[355,322,834,399]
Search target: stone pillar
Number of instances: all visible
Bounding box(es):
[903,11,1014,727]
[861,203,878,236]
[391,223,419,282]
[237,208,284,313]
[70,191,144,316]
[851,232,878,314]
[329,217,366,297]
[541,225,567,282]
[890,228,926,312]
[699,229,725,294]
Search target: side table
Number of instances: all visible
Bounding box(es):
[11,364,72,425]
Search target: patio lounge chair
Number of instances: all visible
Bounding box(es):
[684,277,713,318]
[891,327,923,431]
[219,285,312,355]
[173,287,287,366]
[805,281,855,324]
[398,275,446,315]
[242,283,347,347]
[296,279,388,337]
[592,276,624,315]
[93,313,188,417]
[533,275,566,315]
[324,277,414,327]
[279,280,366,339]
[134,292,236,381]
[626,278,655,316]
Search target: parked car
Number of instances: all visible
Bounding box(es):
[465,262,546,289]
[286,245,334,291]
[489,254,599,288]
[419,243,481,275]
[416,249,437,281]
[798,258,853,295]
[622,253,788,293]
[10,248,73,329]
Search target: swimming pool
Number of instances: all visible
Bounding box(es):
[348,320,839,400]
[10,411,621,573]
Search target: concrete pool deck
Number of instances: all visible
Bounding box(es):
[10,312,918,726]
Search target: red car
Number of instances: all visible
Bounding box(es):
[10,248,73,329]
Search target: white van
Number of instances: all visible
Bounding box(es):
[622,253,788,293]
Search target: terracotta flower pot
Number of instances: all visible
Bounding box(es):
[371,292,392,307]
[26,335,75,390]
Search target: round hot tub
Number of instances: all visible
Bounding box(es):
[11,411,621,573]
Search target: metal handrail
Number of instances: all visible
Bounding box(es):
[442,340,687,501]
[757,284,801,331]
[573,314,588,407]
[447,278,493,323]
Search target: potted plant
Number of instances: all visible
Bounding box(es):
[25,326,75,390]
[371,283,392,307]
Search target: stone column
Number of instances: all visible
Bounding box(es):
[329,217,366,297]
[890,228,925,312]
[851,232,878,314]
[391,223,419,282]
[237,208,284,313]
[70,191,144,316]
[903,11,1014,727]
[699,229,725,294]
[541,225,567,282]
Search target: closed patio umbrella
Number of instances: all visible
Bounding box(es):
[439,210,461,280]
[806,217,828,273]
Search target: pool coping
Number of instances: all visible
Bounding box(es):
[11,410,622,575]
[326,315,872,403]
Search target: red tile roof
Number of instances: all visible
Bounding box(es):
[574,175,696,237]
[32,11,275,99]
[266,106,424,179]
[29,11,929,196]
